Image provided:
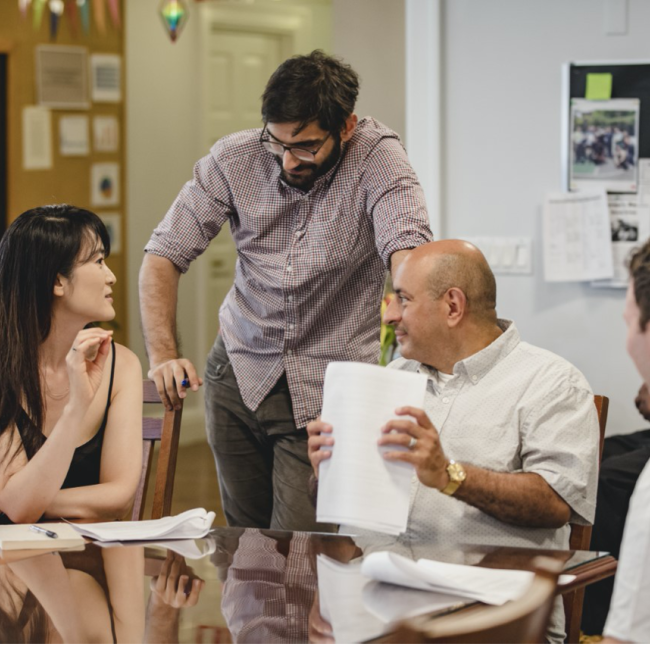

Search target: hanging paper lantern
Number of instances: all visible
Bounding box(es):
[159,0,189,43]
[107,0,121,29]
[93,0,106,34]
[49,0,64,40]
[32,0,47,29]
[77,0,90,35]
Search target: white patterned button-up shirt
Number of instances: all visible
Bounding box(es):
[146,118,432,427]
[388,319,599,549]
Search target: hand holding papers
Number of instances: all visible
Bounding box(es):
[315,362,428,535]
[68,508,215,542]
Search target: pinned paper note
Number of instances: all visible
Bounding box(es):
[585,73,613,100]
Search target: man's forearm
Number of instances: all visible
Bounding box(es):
[139,253,181,366]
[453,465,571,528]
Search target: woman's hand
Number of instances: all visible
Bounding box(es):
[66,328,113,411]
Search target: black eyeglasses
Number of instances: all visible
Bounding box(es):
[260,127,331,163]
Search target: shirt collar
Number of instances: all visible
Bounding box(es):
[416,319,520,385]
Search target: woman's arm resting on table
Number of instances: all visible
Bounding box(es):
[44,344,144,520]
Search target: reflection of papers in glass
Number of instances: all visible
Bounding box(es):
[91,162,120,207]
[59,115,89,156]
[93,115,119,152]
[316,362,427,535]
[543,190,614,282]
[593,193,650,289]
[360,551,575,606]
[95,537,217,560]
[569,98,640,193]
[90,54,122,103]
[36,45,89,109]
[22,106,52,170]
[317,555,390,644]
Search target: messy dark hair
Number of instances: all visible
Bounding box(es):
[261,50,359,135]
[629,239,650,331]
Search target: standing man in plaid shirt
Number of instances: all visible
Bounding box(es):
[140,51,432,531]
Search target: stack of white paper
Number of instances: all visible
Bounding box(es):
[317,362,428,535]
[361,552,575,606]
[68,508,216,542]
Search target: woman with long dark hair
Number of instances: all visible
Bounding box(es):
[0,205,142,523]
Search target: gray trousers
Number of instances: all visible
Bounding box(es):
[204,336,334,532]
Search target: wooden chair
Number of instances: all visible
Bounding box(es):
[563,394,609,644]
[130,380,184,521]
[385,557,563,644]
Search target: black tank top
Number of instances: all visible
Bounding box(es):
[0,342,116,524]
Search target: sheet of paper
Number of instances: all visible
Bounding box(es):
[22,106,52,170]
[543,189,614,282]
[93,115,119,152]
[361,551,575,607]
[91,162,120,207]
[68,508,215,542]
[592,193,650,289]
[59,115,89,156]
[317,362,427,534]
[90,53,121,102]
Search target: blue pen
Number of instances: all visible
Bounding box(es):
[181,378,190,389]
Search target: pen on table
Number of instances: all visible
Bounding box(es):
[30,524,58,539]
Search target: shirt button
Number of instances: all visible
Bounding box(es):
[288,324,295,330]
[472,374,478,381]
[287,265,293,272]
[287,295,293,302]
[442,397,450,404]
[286,350,293,357]
[295,231,303,239]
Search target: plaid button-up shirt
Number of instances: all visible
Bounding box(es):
[146,117,432,427]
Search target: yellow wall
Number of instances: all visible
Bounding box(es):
[0,1,127,344]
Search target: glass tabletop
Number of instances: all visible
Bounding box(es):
[0,525,612,644]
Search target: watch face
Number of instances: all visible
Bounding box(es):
[449,463,466,482]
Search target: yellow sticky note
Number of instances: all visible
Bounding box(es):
[586,73,613,100]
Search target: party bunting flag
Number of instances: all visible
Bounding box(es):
[19,0,32,19]
[65,0,80,37]
[107,0,120,28]
[32,0,47,29]
[93,0,106,34]
[78,0,90,35]
[49,0,64,40]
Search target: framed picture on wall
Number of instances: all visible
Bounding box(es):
[36,46,89,109]
[91,162,120,207]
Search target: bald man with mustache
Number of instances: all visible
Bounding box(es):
[308,241,600,643]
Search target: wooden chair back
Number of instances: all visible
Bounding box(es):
[131,380,184,521]
[385,557,563,644]
[564,394,609,643]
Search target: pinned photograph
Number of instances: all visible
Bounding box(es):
[36,45,89,109]
[569,98,640,193]
[90,54,121,103]
[91,163,120,207]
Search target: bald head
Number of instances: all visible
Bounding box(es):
[406,240,497,323]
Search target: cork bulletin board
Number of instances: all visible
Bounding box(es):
[0,3,127,344]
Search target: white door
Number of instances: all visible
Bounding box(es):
[199,28,287,360]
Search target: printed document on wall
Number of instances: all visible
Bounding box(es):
[543,190,614,282]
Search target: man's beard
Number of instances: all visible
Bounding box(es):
[278,137,342,191]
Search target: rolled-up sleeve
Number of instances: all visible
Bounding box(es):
[520,382,599,526]
[145,152,233,273]
[360,137,433,267]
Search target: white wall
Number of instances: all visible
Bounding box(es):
[437,0,650,433]
[332,0,406,137]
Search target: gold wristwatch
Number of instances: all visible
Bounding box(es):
[440,460,467,496]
